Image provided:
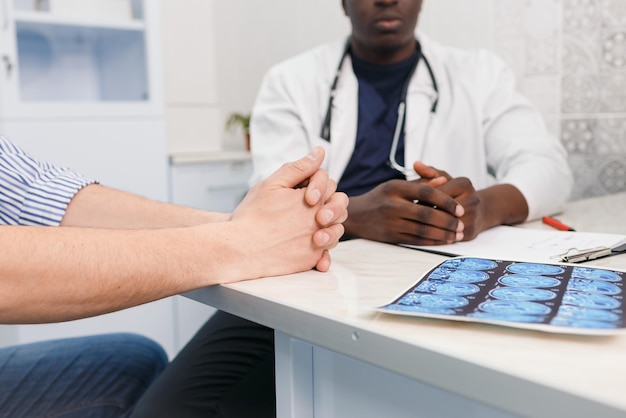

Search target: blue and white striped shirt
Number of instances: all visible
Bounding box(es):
[0,135,96,226]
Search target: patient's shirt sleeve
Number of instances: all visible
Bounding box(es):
[0,135,97,226]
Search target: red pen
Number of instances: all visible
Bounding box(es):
[542,216,576,232]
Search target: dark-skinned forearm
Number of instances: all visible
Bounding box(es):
[476,184,529,230]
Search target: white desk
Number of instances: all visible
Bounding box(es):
[186,192,626,418]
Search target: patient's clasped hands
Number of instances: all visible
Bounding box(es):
[227,146,348,281]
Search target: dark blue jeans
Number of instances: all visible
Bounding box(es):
[0,333,167,418]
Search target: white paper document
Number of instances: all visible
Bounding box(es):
[405,226,626,264]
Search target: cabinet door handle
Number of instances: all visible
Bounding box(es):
[2,55,11,77]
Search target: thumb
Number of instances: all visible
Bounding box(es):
[413,161,439,179]
[267,147,325,188]
[413,160,451,183]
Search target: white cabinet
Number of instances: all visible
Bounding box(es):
[0,1,179,358]
[1,0,163,119]
[0,0,167,199]
[169,152,252,212]
[159,0,222,154]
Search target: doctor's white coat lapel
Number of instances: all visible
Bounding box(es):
[403,46,440,181]
[326,53,359,182]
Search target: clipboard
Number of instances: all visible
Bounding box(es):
[553,242,626,263]
[405,226,626,265]
[554,247,613,263]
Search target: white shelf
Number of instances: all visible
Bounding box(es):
[13,10,144,30]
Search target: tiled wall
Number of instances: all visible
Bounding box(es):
[494,0,626,200]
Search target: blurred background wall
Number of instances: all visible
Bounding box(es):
[492,0,626,200]
[211,0,626,200]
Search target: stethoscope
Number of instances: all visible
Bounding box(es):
[319,39,439,176]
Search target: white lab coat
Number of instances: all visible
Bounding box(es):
[249,35,573,221]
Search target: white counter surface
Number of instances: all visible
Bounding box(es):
[169,150,251,164]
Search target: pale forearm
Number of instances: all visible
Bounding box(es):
[0,209,335,324]
[0,147,348,324]
[0,224,241,324]
[62,184,230,228]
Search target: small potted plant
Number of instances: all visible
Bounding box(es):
[225,112,251,151]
